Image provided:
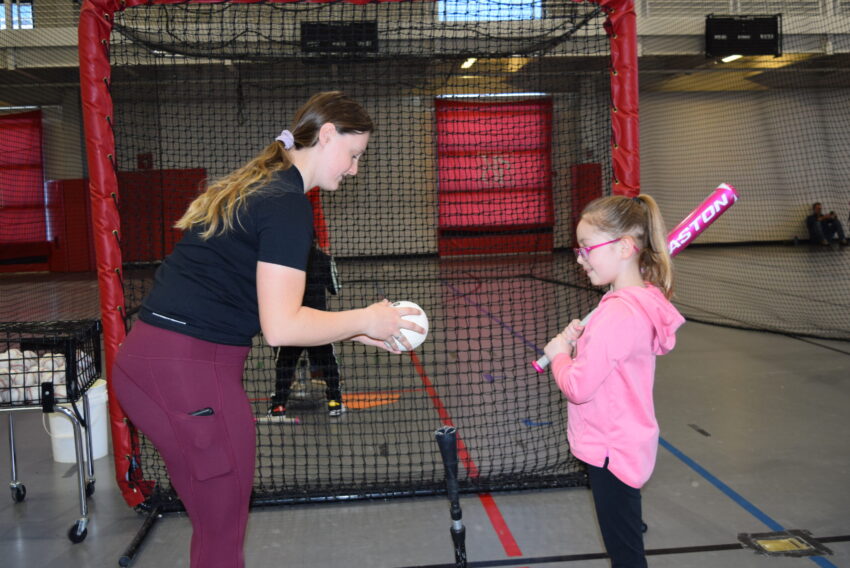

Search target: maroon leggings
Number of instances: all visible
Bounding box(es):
[112,320,254,568]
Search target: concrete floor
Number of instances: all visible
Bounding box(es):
[2,320,848,567]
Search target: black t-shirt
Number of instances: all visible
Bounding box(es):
[139,167,313,346]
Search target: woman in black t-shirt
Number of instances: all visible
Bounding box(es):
[112,92,423,568]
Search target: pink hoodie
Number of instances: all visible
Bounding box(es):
[551,284,684,489]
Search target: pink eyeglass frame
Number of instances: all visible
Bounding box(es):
[573,237,640,260]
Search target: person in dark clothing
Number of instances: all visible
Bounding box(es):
[806,202,848,245]
[269,243,345,418]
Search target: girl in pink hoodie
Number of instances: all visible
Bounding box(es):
[544,194,685,568]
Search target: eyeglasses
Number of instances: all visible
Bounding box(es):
[573,237,624,260]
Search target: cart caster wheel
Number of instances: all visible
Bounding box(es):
[11,484,27,503]
[68,520,88,543]
[85,480,96,497]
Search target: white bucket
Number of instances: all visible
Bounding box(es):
[48,379,110,463]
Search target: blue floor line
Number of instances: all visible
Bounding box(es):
[446,283,837,566]
[445,281,544,354]
[659,437,837,568]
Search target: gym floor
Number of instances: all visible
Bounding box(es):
[2,318,848,567]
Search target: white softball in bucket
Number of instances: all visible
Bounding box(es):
[391,301,429,351]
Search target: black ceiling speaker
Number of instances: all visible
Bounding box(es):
[301,21,379,54]
[705,14,782,58]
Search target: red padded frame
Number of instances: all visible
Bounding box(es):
[78,0,638,506]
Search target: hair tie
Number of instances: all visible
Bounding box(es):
[632,196,641,203]
[276,129,294,150]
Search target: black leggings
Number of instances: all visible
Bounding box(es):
[587,460,647,568]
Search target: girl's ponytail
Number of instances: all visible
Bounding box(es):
[634,194,674,298]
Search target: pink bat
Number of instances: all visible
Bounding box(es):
[666,183,738,257]
[532,183,739,372]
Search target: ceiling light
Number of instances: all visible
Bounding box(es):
[460,58,477,69]
[436,92,547,99]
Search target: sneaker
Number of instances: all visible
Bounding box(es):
[268,404,286,418]
[256,404,298,424]
[328,400,346,417]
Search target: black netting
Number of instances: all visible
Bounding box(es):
[109,0,607,506]
[4,0,849,511]
[639,5,850,339]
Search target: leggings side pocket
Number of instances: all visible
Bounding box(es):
[170,412,233,482]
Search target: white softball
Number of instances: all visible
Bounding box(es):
[39,353,66,371]
[25,386,40,402]
[10,387,24,403]
[4,349,24,372]
[52,369,67,386]
[10,371,25,388]
[23,350,38,368]
[24,370,40,388]
[3,348,23,360]
[391,301,429,351]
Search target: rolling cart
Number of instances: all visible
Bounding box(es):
[1,320,102,543]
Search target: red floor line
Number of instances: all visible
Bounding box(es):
[408,351,523,559]
[479,492,524,558]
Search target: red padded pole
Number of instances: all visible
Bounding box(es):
[78,0,146,507]
[577,0,639,196]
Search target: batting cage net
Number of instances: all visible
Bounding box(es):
[99,0,610,508]
[636,4,850,341]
